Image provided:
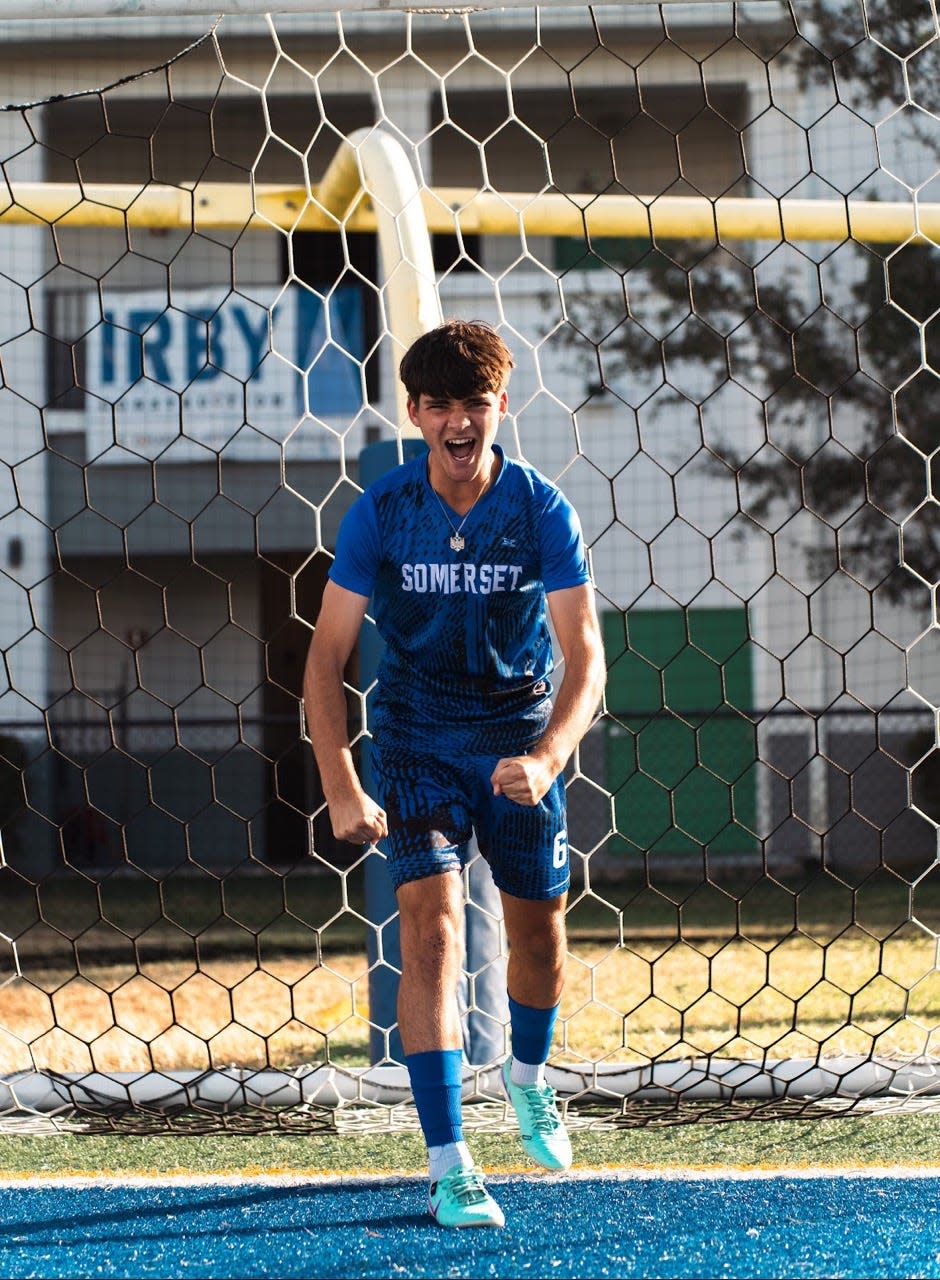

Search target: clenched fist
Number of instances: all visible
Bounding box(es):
[490,755,554,806]
[328,790,388,845]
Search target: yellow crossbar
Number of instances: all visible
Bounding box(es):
[2,182,938,245]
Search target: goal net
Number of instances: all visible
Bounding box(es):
[0,0,937,1133]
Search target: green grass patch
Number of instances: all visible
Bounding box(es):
[0,1109,938,1177]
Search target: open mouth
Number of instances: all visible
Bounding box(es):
[445,437,476,461]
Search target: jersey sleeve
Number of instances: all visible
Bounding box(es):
[540,488,591,592]
[328,490,382,597]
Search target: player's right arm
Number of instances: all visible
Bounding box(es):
[303,580,388,845]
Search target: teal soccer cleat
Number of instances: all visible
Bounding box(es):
[428,1165,505,1229]
[501,1057,573,1171]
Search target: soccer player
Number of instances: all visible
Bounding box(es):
[304,320,606,1228]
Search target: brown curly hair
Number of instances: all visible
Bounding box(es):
[399,320,515,404]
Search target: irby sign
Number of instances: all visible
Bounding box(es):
[84,284,365,459]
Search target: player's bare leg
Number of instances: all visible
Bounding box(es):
[500,891,567,1009]
[397,872,465,1054]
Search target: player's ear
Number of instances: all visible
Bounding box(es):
[498,389,508,417]
[406,395,420,427]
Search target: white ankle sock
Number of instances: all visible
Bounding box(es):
[428,1140,473,1184]
[510,1057,545,1087]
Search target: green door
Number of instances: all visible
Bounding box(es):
[603,607,758,859]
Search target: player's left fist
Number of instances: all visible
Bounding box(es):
[490,755,552,806]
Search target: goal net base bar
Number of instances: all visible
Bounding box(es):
[4,1059,940,1116]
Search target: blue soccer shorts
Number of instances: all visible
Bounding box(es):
[369,732,570,901]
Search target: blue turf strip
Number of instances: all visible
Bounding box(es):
[1,1172,939,1279]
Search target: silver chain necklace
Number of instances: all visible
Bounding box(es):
[430,484,483,552]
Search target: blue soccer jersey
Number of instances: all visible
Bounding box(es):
[329,445,590,733]
[328,445,588,897]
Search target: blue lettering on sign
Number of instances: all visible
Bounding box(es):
[185,310,219,382]
[129,310,172,384]
[292,287,364,418]
[232,306,269,375]
[101,313,115,382]
[95,286,365,418]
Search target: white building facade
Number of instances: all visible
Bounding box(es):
[0,2,934,878]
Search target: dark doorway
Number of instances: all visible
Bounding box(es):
[283,229,380,403]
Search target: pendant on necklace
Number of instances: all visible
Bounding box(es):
[450,533,465,552]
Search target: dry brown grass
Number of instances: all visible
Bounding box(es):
[2,926,936,1073]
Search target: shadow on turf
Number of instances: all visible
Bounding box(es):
[0,1182,436,1243]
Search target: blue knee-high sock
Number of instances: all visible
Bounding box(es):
[509,995,559,1066]
[406,1049,464,1147]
